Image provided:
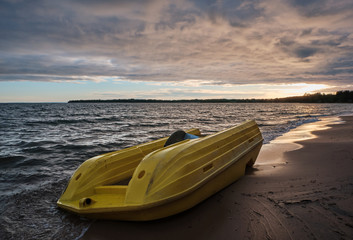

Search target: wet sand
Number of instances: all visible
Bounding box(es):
[82,116,353,240]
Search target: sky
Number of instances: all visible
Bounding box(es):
[1,0,353,102]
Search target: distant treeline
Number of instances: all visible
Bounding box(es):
[69,91,353,103]
[266,91,353,103]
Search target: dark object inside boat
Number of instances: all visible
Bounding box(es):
[164,130,199,147]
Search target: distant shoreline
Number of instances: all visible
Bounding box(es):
[69,91,353,104]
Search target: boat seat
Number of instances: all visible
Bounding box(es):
[164,130,199,147]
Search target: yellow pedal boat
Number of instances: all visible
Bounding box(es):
[57,120,263,221]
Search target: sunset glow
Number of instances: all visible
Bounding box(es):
[267,83,331,98]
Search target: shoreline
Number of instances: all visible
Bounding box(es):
[255,116,343,167]
[82,116,353,239]
[68,91,353,103]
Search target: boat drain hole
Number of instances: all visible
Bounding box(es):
[203,163,213,173]
[75,173,82,181]
[138,170,145,179]
[85,198,92,205]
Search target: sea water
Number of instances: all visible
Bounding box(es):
[0,102,352,239]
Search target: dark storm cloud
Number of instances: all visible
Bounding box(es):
[0,0,353,86]
[294,47,318,59]
[289,0,353,17]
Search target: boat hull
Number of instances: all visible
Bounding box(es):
[62,144,261,220]
[57,120,263,221]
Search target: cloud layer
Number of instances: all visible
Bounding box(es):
[1,0,353,87]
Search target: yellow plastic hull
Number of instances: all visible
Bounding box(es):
[57,120,263,221]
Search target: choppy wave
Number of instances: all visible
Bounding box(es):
[0,102,352,239]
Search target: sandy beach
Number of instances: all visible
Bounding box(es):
[82,116,353,240]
